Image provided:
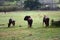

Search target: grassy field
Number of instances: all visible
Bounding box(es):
[0,11,60,40]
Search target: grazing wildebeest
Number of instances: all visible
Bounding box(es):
[8,18,15,27]
[43,15,49,27]
[24,16,33,28]
[51,19,60,27]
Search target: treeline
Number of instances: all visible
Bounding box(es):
[0,0,20,2]
[0,0,60,11]
[0,0,18,12]
[0,0,42,11]
[0,6,17,12]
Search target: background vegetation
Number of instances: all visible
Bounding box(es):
[0,0,60,11]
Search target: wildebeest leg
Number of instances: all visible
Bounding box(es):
[30,23,32,28]
[8,23,11,27]
[45,22,49,27]
[12,21,15,26]
[28,24,30,28]
[46,23,49,27]
[30,21,33,28]
[28,22,31,28]
[13,23,15,26]
[28,20,33,28]
[28,24,32,28]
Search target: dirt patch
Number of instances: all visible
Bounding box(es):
[0,32,8,37]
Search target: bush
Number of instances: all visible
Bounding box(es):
[0,6,17,12]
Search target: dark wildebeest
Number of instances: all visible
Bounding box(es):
[8,18,15,27]
[51,19,60,27]
[43,15,49,27]
[24,16,33,28]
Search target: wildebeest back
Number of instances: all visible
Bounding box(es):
[24,16,30,21]
[43,17,49,22]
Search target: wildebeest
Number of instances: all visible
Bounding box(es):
[51,19,60,27]
[8,18,15,27]
[43,15,49,27]
[24,16,33,28]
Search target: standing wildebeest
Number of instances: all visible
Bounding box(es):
[8,18,15,27]
[43,15,49,27]
[24,16,33,28]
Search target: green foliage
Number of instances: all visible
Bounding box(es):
[5,0,20,2]
[24,0,41,10]
[0,6,17,12]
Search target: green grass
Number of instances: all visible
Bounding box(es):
[0,11,60,40]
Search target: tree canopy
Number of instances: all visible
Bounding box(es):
[24,0,41,10]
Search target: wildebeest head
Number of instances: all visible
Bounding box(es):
[24,16,30,21]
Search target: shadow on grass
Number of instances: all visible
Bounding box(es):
[0,25,60,30]
[0,26,16,29]
[49,26,60,28]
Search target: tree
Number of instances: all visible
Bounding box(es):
[24,0,41,10]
